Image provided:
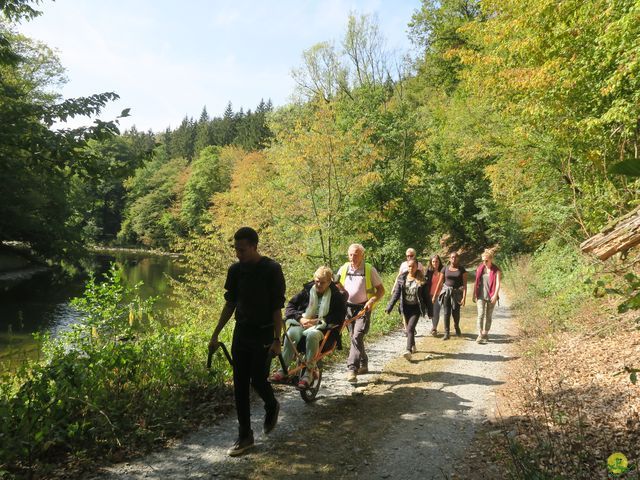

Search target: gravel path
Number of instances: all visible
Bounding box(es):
[94,295,516,480]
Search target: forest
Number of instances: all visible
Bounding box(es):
[1,0,639,478]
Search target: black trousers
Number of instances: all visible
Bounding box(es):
[430,299,441,331]
[441,297,460,333]
[403,303,421,351]
[231,330,277,438]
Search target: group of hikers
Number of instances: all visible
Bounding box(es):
[387,247,502,360]
[208,226,501,456]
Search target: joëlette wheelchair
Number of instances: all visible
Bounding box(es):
[268,307,367,403]
[206,308,366,403]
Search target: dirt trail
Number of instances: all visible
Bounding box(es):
[95,296,516,480]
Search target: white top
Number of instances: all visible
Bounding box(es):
[399,261,425,274]
[336,262,383,304]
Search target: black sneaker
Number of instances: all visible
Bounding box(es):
[443,333,450,341]
[455,327,462,337]
[264,401,280,435]
[227,432,255,457]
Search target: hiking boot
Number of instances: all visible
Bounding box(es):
[476,335,483,344]
[430,329,438,337]
[227,432,255,457]
[455,327,462,337]
[357,366,369,375]
[443,333,450,340]
[347,371,358,383]
[263,401,279,435]
[403,351,412,361]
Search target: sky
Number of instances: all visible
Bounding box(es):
[17,0,421,132]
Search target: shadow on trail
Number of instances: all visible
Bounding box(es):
[373,370,506,389]
[453,332,517,344]
[151,382,480,479]
[421,349,519,364]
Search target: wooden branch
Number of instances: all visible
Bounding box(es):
[580,205,640,260]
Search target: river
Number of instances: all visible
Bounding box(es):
[0,251,186,368]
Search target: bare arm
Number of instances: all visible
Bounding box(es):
[209,301,235,350]
[491,271,502,304]
[461,272,468,306]
[366,283,385,311]
[472,270,477,303]
[269,309,283,356]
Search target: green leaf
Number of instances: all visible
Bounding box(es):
[631,372,637,385]
[608,159,640,177]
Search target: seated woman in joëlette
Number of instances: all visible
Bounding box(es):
[269,266,347,388]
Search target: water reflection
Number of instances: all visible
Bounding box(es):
[0,251,186,365]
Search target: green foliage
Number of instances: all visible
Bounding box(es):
[609,159,640,177]
[67,136,150,244]
[119,157,188,248]
[408,0,482,93]
[180,146,235,233]
[0,1,123,258]
[507,238,594,335]
[612,273,640,315]
[452,0,640,239]
[0,266,225,477]
[161,100,273,160]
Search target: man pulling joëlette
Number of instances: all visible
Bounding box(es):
[335,243,385,384]
[209,227,285,457]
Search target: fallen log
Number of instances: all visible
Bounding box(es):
[580,205,640,260]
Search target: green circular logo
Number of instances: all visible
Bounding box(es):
[607,452,629,475]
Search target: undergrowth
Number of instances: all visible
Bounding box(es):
[495,239,640,479]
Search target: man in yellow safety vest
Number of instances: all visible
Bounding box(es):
[335,243,385,383]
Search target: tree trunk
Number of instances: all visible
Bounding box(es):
[580,205,640,260]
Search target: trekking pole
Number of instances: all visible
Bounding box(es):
[207,342,233,369]
[344,306,368,328]
[278,353,288,375]
[265,339,288,375]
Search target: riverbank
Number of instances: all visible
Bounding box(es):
[0,245,50,298]
[0,249,186,374]
[88,245,184,259]
[0,241,182,278]
[0,242,44,273]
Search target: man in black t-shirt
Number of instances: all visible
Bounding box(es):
[209,227,286,456]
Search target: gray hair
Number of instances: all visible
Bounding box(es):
[348,243,365,254]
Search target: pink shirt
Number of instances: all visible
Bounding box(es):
[430,271,443,297]
[338,263,382,304]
